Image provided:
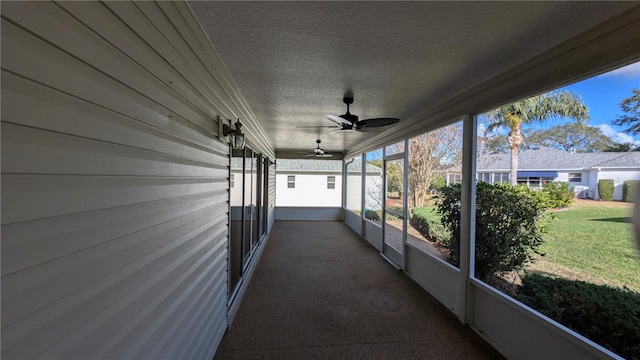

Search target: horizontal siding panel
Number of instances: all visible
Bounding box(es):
[2,71,227,164]
[181,286,228,360]
[56,228,228,359]
[1,192,227,275]
[60,1,228,124]
[2,205,227,326]
[1,174,226,224]
[2,123,226,177]
[1,20,216,148]
[2,214,226,359]
[101,1,238,120]
[1,2,238,359]
[1,1,216,136]
[134,252,227,358]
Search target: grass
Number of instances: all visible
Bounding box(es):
[527,199,640,292]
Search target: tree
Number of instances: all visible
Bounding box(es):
[485,90,589,185]
[408,123,463,207]
[606,142,639,152]
[386,161,403,198]
[611,88,640,134]
[525,123,615,152]
[479,134,510,154]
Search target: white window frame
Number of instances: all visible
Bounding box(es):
[327,175,336,189]
[568,172,582,182]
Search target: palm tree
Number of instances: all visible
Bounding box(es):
[485,90,589,185]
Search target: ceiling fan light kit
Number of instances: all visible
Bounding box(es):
[304,139,333,158]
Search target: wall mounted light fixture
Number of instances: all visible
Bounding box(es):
[220,118,246,150]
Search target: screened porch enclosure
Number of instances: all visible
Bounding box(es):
[2,1,639,360]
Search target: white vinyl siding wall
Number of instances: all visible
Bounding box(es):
[597,169,640,201]
[1,2,271,359]
[275,174,343,207]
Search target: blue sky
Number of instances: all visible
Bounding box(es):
[562,61,640,144]
[482,61,640,146]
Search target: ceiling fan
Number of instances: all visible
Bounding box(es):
[304,139,333,157]
[325,96,400,133]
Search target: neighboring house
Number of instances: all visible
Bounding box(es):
[476,147,640,200]
[275,159,343,207]
[275,159,383,208]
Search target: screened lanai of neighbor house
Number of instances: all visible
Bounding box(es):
[2,1,640,360]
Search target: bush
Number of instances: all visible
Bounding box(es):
[540,181,574,209]
[430,176,446,191]
[437,182,547,279]
[622,180,640,203]
[598,179,614,201]
[517,273,640,360]
[364,209,380,221]
[409,207,450,242]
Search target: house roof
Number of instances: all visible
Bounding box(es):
[477,147,640,171]
[274,159,381,174]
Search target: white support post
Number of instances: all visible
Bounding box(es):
[342,159,347,210]
[360,153,366,223]
[458,113,477,324]
[402,139,409,270]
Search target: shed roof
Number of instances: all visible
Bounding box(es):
[275,159,381,173]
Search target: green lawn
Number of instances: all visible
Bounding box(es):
[531,200,640,292]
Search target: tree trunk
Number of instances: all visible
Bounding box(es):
[507,128,523,186]
[510,145,519,185]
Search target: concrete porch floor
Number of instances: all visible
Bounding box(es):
[214,221,503,359]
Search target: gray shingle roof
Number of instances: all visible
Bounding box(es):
[275,159,381,173]
[477,147,640,171]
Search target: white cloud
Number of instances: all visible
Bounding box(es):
[597,124,640,146]
[597,124,617,137]
[597,61,640,80]
[477,123,487,135]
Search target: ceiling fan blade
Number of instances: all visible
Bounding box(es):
[327,115,352,126]
[317,153,333,158]
[296,125,340,128]
[358,117,400,127]
[303,153,315,157]
[354,126,386,133]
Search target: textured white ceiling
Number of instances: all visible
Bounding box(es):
[189,1,637,156]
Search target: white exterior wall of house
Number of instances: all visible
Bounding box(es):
[1,2,274,359]
[596,169,640,201]
[556,170,591,198]
[588,169,600,199]
[276,173,342,207]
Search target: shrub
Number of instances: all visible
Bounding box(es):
[622,180,640,203]
[517,273,640,360]
[430,176,446,191]
[364,209,380,221]
[437,182,547,279]
[598,179,614,201]
[540,181,574,209]
[409,207,450,242]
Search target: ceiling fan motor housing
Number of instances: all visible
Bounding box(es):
[340,97,358,124]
